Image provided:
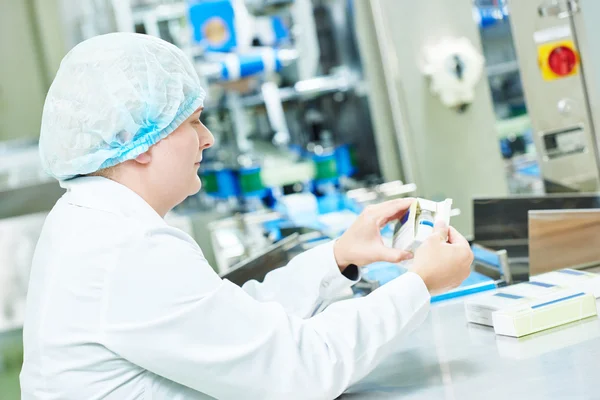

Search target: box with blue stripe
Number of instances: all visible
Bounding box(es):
[392,198,452,253]
[530,268,600,298]
[492,289,597,338]
[465,281,561,326]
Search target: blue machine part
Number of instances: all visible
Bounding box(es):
[317,192,343,215]
[201,166,238,199]
[311,151,340,188]
[472,245,501,269]
[188,0,237,52]
[500,138,512,159]
[362,261,497,303]
[288,144,304,157]
[524,128,534,145]
[262,218,287,242]
[474,5,508,29]
[220,51,283,80]
[335,144,355,178]
[253,15,291,47]
[362,262,405,285]
[272,16,290,44]
[238,165,268,199]
[315,192,362,216]
[517,163,540,177]
[431,272,497,303]
[268,192,364,241]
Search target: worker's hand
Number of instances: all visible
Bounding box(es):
[334,198,415,271]
[411,221,473,294]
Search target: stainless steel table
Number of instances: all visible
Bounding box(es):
[4,289,600,400]
[4,299,600,400]
[341,296,600,400]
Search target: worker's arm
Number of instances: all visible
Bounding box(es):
[101,228,430,400]
[240,198,418,318]
[240,240,360,318]
[103,199,472,399]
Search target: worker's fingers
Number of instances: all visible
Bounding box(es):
[368,197,415,227]
[431,220,449,242]
[376,246,414,264]
[447,226,469,247]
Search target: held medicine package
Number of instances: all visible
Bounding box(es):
[392,198,453,253]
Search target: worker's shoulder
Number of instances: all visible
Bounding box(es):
[46,198,143,235]
[47,197,201,253]
[142,224,202,251]
[114,223,211,282]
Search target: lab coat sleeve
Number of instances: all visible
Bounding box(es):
[101,227,430,400]
[241,240,360,318]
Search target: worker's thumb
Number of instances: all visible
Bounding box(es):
[378,246,414,263]
[432,220,449,242]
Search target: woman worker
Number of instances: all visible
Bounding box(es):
[20,32,473,400]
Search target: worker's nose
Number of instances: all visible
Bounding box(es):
[199,124,215,150]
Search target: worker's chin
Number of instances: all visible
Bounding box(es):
[189,175,202,195]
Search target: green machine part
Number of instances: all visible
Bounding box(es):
[314,153,338,181]
[239,167,264,194]
[200,170,219,194]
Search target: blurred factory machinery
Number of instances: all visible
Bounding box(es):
[2,0,600,333]
[4,2,600,398]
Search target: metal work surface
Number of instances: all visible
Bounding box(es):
[342,295,600,400]
[3,295,600,399]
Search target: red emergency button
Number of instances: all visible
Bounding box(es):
[548,46,578,76]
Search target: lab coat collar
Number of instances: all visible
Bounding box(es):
[60,176,166,225]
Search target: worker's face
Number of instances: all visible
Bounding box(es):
[149,107,214,203]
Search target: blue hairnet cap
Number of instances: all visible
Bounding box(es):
[40,32,206,181]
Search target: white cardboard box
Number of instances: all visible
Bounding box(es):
[492,289,597,338]
[392,198,452,253]
[464,281,561,326]
[530,268,600,298]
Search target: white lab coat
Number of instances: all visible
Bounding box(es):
[20,176,430,400]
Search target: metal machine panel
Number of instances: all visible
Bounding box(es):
[571,0,600,183]
[473,193,600,247]
[354,0,508,237]
[508,0,600,192]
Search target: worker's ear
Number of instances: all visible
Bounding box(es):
[134,151,152,164]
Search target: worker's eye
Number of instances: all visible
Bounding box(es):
[191,119,201,126]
